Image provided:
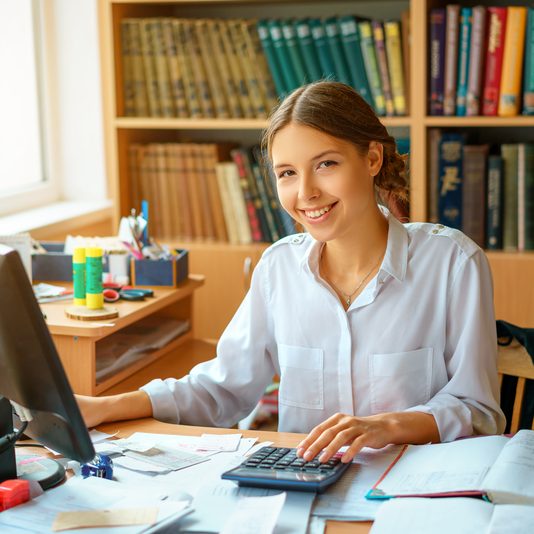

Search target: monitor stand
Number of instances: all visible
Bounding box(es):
[0,397,65,490]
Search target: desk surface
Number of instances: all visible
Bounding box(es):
[98,418,372,534]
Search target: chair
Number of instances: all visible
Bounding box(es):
[497,340,534,432]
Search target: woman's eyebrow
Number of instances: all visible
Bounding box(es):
[274,150,343,170]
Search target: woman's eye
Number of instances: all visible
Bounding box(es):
[318,160,337,169]
[278,169,295,179]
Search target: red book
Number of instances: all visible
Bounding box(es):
[482,7,507,116]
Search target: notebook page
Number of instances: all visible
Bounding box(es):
[487,504,534,534]
[373,435,507,496]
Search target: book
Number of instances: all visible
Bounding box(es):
[163,144,182,237]
[498,7,528,117]
[139,19,161,117]
[455,7,472,117]
[486,154,504,250]
[358,20,386,115]
[324,17,352,87]
[400,10,411,115]
[482,7,507,116]
[466,6,486,116]
[367,430,534,504]
[281,19,308,87]
[429,8,446,115]
[427,128,442,223]
[309,18,337,80]
[371,497,534,534]
[256,19,287,97]
[223,162,253,244]
[268,19,299,92]
[522,8,534,115]
[383,20,406,116]
[120,20,136,116]
[461,144,489,247]
[337,15,373,106]
[443,5,459,116]
[294,19,323,82]
[438,132,465,230]
[517,143,534,251]
[501,143,519,250]
[372,21,395,117]
[150,19,175,117]
[215,163,240,244]
[171,144,194,241]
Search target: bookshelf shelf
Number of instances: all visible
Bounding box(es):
[425,117,534,128]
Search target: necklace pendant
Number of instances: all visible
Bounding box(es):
[346,296,351,307]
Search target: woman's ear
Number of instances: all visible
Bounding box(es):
[367,141,384,177]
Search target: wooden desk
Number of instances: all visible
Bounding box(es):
[41,276,205,396]
[98,418,373,534]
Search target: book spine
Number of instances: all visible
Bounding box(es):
[251,158,279,242]
[429,8,446,115]
[224,162,253,244]
[172,144,194,241]
[383,20,406,116]
[428,128,442,223]
[372,21,395,117]
[154,143,174,238]
[257,19,287,97]
[466,7,487,116]
[295,19,323,81]
[268,19,299,92]
[400,10,410,114]
[309,18,337,80]
[337,15,373,106]
[501,143,519,250]
[438,133,465,229]
[482,7,507,116]
[455,7,472,117]
[518,143,526,251]
[522,8,534,115]
[150,19,175,117]
[128,19,149,117]
[120,20,136,116]
[164,144,182,238]
[139,19,161,117]
[461,144,489,247]
[324,17,352,87]
[281,19,308,86]
[523,143,534,250]
[498,7,528,117]
[182,143,205,240]
[443,5,460,116]
[358,20,386,115]
[215,163,239,244]
[161,19,188,118]
[486,155,504,250]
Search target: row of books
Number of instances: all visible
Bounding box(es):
[119,13,410,119]
[429,6,534,117]
[128,142,296,244]
[429,131,534,251]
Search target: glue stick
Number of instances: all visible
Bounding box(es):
[85,247,103,309]
[72,248,86,306]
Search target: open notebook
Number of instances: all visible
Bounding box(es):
[366,429,534,504]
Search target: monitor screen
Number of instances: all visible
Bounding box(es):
[0,245,94,487]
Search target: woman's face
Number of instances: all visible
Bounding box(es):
[271,122,382,243]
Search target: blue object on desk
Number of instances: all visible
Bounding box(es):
[81,454,114,480]
[221,446,350,493]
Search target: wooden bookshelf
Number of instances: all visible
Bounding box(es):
[99,0,534,332]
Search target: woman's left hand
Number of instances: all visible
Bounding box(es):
[296,412,395,464]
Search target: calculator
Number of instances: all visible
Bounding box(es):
[221,446,351,493]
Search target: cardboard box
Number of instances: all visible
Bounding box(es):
[130,249,189,287]
[32,243,73,282]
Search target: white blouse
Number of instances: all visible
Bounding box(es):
[141,210,506,442]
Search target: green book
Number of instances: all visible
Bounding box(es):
[267,19,300,91]
[501,144,519,250]
[294,19,323,81]
[337,15,373,105]
[357,20,386,115]
[281,19,308,86]
[309,18,337,79]
[323,16,352,86]
[522,7,534,114]
[256,19,287,97]
[518,144,534,250]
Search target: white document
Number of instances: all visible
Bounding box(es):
[198,432,242,452]
[124,446,209,471]
[219,492,286,534]
[0,233,32,278]
[89,430,119,444]
[312,445,401,520]
[369,497,534,534]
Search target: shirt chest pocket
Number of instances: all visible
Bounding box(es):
[369,347,433,414]
[278,344,324,410]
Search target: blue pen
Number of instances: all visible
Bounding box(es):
[141,199,149,246]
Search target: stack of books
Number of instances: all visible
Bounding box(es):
[428,130,534,251]
[429,5,534,116]
[120,14,410,118]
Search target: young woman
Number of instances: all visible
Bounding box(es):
[77,82,504,464]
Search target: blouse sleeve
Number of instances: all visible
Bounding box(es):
[140,257,277,428]
[405,248,506,441]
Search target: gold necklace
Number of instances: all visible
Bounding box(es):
[322,252,383,307]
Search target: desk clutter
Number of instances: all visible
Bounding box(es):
[1,429,533,533]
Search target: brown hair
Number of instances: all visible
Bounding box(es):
[262,81,409,204]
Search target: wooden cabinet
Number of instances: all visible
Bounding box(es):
[98,0,534,329]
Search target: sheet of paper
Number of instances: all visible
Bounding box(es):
[114,436,159,453]
[369,497,493,534]
[52,507,159,532]
[89,430,119,444]
[487,504,534,534]
[373,436,507,496]
[219,492,286,534]
[113,455,171,474]
[198,433,242,452]
[0,233,32,278]
[312,446,401,520]
[124,446,209,471]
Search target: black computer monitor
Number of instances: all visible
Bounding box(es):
[0,245,95,489]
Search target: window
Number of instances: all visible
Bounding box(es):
[0,0,57,216]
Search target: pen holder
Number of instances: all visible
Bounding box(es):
[130,249,189,287]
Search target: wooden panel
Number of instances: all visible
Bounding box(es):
[53,336,96,395]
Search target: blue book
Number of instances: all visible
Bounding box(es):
[486,155,504,250]
[456,7,472,116]
[429,8,446,115]
[438,132,465,229]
